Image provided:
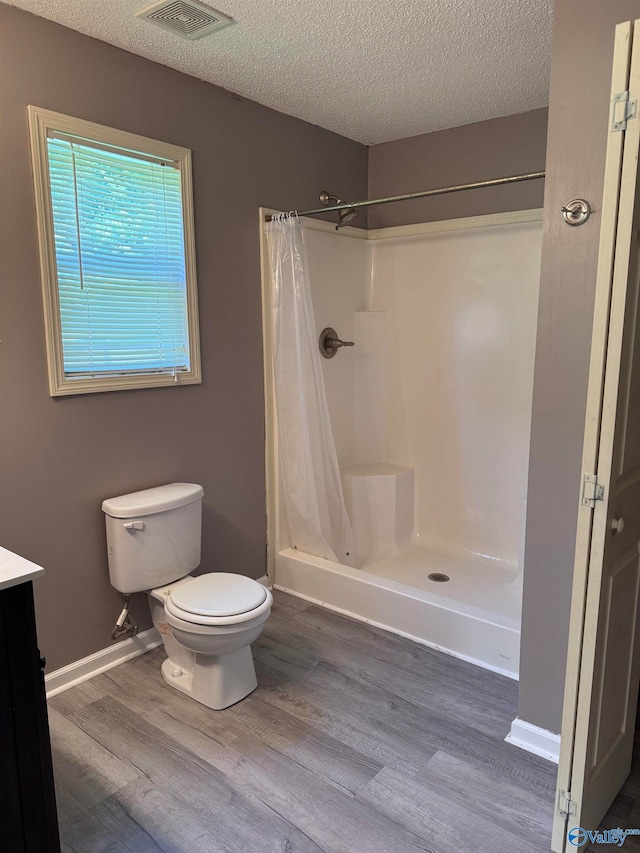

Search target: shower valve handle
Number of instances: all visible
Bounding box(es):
[319,327,356,358]
[328,337,355,348]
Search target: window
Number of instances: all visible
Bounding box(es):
[28,107,201,396]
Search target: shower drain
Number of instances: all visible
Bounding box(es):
[428,572,450,583]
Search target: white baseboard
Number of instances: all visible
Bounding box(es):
[258,574,272,588]
[505,716,561,764]
[45,627,162,699]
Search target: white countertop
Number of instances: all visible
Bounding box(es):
[0,547,45,591]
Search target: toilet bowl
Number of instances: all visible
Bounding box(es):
[102,483,272,711]
[149,573,272,710]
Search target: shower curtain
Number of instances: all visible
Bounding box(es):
[265,214,355,566]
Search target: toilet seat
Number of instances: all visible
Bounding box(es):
[169,572,267,617]
[165,572,270,627]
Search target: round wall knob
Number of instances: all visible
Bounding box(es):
[612,517,625,533]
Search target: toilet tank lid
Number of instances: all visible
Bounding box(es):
[102,483,203,518]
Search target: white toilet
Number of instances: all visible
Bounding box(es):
[102,483,272,710]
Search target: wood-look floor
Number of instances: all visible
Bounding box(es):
[49,590,563,853]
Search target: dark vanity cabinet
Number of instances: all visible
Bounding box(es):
[1,580,60,852]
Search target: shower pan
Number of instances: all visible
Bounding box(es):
[261,205,542,678]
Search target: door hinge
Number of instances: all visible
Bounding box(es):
[612,90,637,132]
[581,473,605,508]
[557,789,577,819]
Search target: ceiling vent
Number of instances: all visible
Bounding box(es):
[136,0,234,40]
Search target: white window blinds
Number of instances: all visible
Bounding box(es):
[46,133,190,378]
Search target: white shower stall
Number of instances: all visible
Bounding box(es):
[261,209,542,678]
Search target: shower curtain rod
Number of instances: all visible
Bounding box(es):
[265,170,545,221]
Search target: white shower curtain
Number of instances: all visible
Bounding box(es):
[265,214,355,566]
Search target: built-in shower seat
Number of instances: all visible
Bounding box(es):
[341,462,415,567]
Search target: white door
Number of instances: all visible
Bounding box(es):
[552,19,640,852]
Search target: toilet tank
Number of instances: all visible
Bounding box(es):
[102,483,203,593]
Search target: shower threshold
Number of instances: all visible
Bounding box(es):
[274,545,521,679]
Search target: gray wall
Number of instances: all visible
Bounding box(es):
[0,4,368,671]
[367,109,548,228]
[519,0,640,734]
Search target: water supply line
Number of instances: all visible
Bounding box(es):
[111,595,139,641]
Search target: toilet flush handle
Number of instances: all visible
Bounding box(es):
[123,520,145,531]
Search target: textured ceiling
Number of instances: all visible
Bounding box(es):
[4,0,553,144]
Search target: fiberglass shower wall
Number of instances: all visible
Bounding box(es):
[302,217,541,573]
[370,221,541,569]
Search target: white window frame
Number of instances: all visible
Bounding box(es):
[28,106,202,396]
